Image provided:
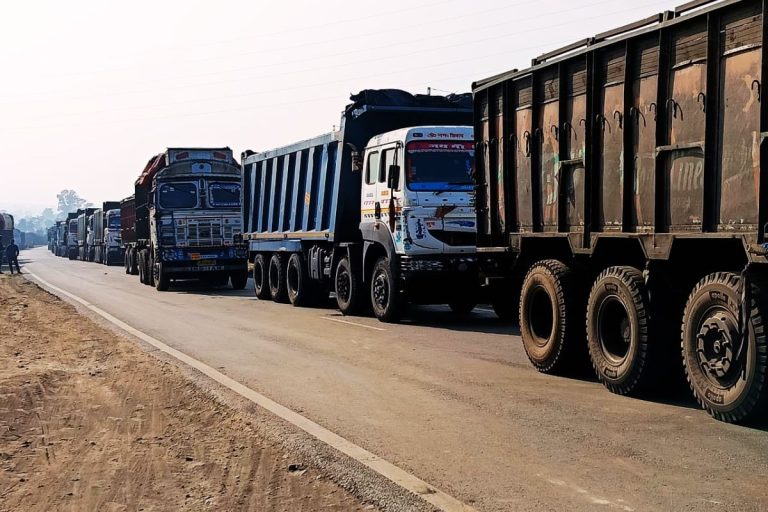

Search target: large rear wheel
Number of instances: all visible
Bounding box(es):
[252,254,271,299]
[586,266,650,396]
[519,259,584,374]
[335,256,362,315]
[286,253,314,307]
[682,272,768,424]
[230,269,248,290]
[268,253,288,303]
[449,299,476,317]
[138,251,146,284]
[155,262,170,291]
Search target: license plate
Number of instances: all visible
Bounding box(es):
[198,259,216,266]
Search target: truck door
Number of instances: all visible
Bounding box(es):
[378,145,402,236]
[361,149,381,228]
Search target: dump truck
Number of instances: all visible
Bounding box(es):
[47,226,57,252]
[66,212,79,260]
[242,89,477,322]
[473,0,768,423]
[88,201,121,264]
[76,208,97,261]
[54,220,67,257]
[122,148,248,290]
[121,195,136,272]
[0,213,14,246]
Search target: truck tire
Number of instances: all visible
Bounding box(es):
[138,251,146,284]
[252,254,271,299]
[449,299,477,317]
[492,297,520,323]
[268,253,288,303]
[370,256,403,323]
[155,262,170,291]
[682,272,768,424]
[586,266,651,396]
[230,269,248,290]
[335,256,362,315]
[519,259,584,374]
[146,252,155,287]
[286,253,312,307]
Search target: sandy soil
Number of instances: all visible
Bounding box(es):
[0,274,366,511]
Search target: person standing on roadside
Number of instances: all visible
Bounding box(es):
[5,239,20,274]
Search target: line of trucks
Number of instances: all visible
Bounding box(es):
[47,0,768,424]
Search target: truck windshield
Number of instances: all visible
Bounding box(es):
[108,216,121,229]
[158,182,197,209]
[69,222,77,234]
[405,141,474,192]
[209,182,241,208]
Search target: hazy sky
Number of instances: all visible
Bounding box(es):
[1,0,677,216]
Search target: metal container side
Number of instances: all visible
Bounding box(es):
[473,0,766,255]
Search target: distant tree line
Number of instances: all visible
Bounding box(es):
[10,190,92,235]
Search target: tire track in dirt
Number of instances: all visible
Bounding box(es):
[0,275,367,511]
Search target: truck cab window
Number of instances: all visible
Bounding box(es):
[209,183,241,208]
[158,182,197,209]
[366,152,380,185]
[381,147,399,188]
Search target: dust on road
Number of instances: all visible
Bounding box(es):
[0,274,367,511]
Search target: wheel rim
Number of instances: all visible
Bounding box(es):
[336,266,351,304]
[527,285,554,346]
[695,306,742,389]
[372,269,389,310]
[597,296,632,363]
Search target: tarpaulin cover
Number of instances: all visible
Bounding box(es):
[346,89,472,114]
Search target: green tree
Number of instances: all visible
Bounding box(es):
[56,189,89,217]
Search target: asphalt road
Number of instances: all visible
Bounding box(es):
[19,248,768,512]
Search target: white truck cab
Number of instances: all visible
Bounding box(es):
[359,125,478,318]
[361,126,476,259]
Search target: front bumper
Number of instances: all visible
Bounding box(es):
[400,254,478,276]
[163,260,246,274]
[398,255,480,304]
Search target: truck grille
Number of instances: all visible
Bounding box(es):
[175,218,241,247]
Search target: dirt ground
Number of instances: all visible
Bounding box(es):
[0,274,367,511]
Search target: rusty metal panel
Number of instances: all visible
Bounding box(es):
[515,77,534,232]
[717,6,762,232]
[537,70,560,232]
[563,63,588,232]
[630,40,660,231]
[663,22,708,232]
[631,76,659,230]
[492,86,507,234]
[477,92,493,236]
[597,48,626,231]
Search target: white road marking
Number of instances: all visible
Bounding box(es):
[24,270,471,512]
[322,316,387,331]
[540,474,634,511]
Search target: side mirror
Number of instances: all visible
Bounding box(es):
[387,164,401,190]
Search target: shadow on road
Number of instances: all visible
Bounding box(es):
[402,305,520,336]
